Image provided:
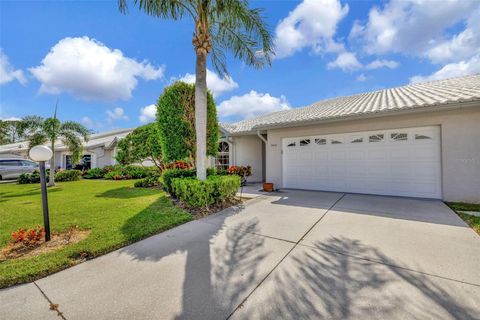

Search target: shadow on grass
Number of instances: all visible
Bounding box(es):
[95,186,160,199]
[0,187,62,200]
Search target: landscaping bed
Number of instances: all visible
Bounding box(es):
[446,202,480,235]
[0,179,192,288]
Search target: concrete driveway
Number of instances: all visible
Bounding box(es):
[2,190,479,319]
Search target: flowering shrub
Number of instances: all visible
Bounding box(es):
[11,226,45,246]
[162,160,192,170]
[227,166,252,178]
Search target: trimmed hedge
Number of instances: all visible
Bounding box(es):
[161,169,196,194]
[55,170,82,182]
[83,168,103,179]
[134,174,161,188]
[171,175,240,208]
[101,165,157,180]
[18,171,42,184]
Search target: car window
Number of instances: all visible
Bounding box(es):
[0,160,22,166]
[22,160,37,167]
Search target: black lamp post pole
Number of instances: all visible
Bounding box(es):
[39,161,51,241]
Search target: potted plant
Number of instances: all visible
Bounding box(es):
[263,182,274,192]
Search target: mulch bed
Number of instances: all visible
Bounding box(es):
[1,227,90,261]
[171,196,248,218]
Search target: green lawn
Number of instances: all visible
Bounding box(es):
[446,202,480,235]
[0,180,192,288]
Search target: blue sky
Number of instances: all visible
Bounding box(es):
[1,0,479,132]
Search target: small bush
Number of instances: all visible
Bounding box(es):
[102,165,155,180]
[161,168,196,194]
[83,168,104,179]
[55,170,82,182]
[18,170,45,184]
[134,174,161,188]
[171,175,240,208]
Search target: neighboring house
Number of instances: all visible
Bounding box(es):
[219,74,480,203]
[0,128,134,170]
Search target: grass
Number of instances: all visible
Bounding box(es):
[445,202,480,235]
[0,180,192,288]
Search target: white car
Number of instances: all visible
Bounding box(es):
[0,158,50,180]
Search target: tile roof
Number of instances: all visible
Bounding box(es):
[0,128,134,153]
[221,74,480,134]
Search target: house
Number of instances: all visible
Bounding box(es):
[219,74,480,203]
[0,128,134,170]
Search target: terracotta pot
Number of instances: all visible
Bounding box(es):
[263,182,274,192]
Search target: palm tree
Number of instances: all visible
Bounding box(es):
[20,105,90,186]
[118,0,273,180]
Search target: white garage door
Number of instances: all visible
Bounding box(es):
[282,126,442,198]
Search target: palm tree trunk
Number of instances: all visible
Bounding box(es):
[48,141,55,187]
[195,49,208,181]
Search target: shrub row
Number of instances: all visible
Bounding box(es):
[134,173,161,188]
[160,167,225,194]
[18,169,82,184]
[171,175,240,208]
[83,165,157,180]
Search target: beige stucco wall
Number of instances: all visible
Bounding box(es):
[265,107,480,203]
[232,135,264,183]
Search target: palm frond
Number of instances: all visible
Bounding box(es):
[118,0,193,19]
[209,0,273,76]
[27,132,48,150]
[60,131,83,164]
[61,121,90,142]
[18,115,44,136]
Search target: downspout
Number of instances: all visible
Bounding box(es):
[225,134,235,165]
[256,130,267,144]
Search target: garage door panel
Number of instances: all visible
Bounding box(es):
[282,126,441,198]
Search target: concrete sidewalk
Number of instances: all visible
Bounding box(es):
[1,191,479,319]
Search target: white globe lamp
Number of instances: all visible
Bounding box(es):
[29,145,53,162]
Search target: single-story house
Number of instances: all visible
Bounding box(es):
[0,128,134,169]
[219,74,480,203]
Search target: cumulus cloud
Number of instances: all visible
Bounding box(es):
[0,116,21,121]
[81,116,102,129]
[139,104,157,123]
[106,107,128,123]
[218,90,290,120]
[356,74,367,82]
[273,0,349,58]
[410,55,480,84]
[178,69,238,98]
[365,59,399,70]
[29,36,164,101]
[0,49,27,85]
[327,52,362,71]
[350,0,478,56]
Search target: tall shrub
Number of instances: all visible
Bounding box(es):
[157,82,218,164]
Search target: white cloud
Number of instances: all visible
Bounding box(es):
[106,107,128,123]
[0,116,21,121]
[410,55,480,84]
[356,73,367,82]
[139,104,157,123]
[178,69,238,98]
[327,52,362,71]
[351,0,478,56]
[273,0,349,58]
[81,116,102,129]
[365,59,399,70]
[218,90,290,120]
[30,36,164,101]
[0,49,27,85]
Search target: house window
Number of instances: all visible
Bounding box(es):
[315,138,326,145]
[391,133,408,141]
[287,142,296,147]
[415,134,432,140]
[350,137,363,143]
[216,141,230,170]
[369,134,384,143]
[331,138,343,144]
[300,139,311,146]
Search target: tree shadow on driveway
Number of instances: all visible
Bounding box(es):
[233,237,480,319]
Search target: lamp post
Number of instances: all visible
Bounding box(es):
[29,145,53,242]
